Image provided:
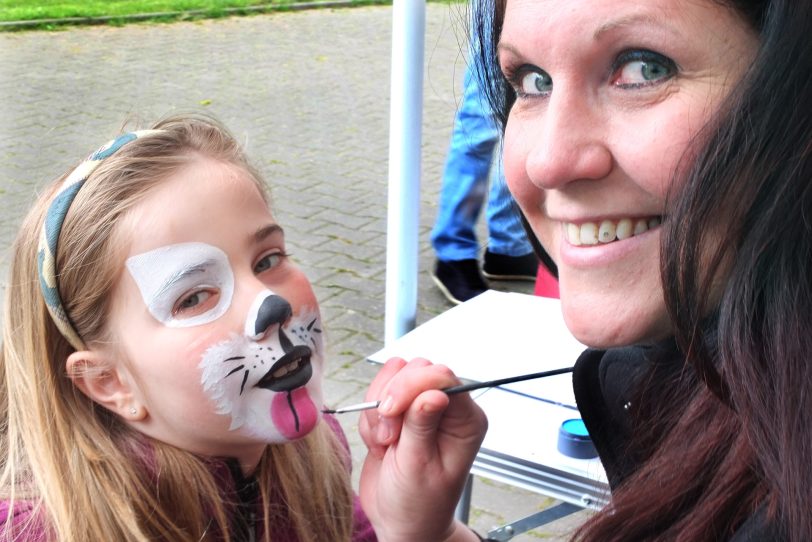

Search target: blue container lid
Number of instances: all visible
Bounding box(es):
[557,418,598,459]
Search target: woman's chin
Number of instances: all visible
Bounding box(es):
[561,297,671,350]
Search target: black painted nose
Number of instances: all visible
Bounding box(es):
[253,295,292,337]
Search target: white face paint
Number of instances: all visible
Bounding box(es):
[198,290,325,442]
[126,242,234,328]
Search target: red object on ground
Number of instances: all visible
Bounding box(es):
[534,263,560,299]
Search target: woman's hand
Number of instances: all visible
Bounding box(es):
[358,357,488,542]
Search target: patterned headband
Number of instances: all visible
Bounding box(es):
[37,130,164,350]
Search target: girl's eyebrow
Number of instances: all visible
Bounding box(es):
[254,224,284,243]
[154,263,210,299]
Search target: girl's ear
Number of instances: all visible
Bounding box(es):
[66,350,146,421]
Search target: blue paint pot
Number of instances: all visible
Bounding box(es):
[557,418,598,459]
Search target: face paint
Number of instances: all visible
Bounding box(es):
[199,289,324,442]
[126,242,234,328]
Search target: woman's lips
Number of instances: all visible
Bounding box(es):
[556,216,663,269]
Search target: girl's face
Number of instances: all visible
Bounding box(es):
[105,156,324,464]
[500,0,757,347]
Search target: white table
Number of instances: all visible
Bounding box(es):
[368,291,610,537]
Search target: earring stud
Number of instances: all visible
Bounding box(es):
[130,407,138,416]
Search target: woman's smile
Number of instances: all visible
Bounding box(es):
[564,216,662,246]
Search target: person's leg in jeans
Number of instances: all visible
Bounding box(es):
[430,64,496,304]
[482,151,538,280]
[431,66,497,262]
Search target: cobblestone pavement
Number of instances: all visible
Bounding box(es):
[0,6,590,540]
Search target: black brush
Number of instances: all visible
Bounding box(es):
[322,366,573,414]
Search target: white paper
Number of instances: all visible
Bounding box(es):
[368,290,588,405]
[475,387,608,485]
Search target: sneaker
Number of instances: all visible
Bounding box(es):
[431,259,489,305]
[482,250,539,282]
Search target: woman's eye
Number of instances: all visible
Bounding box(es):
[254,252,286,274]
[518,69,553,96]
[173,289,217,317]
[612,51,676,88]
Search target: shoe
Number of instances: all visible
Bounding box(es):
[431,259,489,305]
[482,250,539,282]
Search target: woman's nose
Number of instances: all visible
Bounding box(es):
[521,92,613,190]
[245,292,292,340]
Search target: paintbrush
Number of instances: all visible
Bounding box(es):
[322,366,574,414]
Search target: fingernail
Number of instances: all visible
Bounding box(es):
[377,416,392,442]
[379,395,393,415]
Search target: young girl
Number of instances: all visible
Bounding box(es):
[0,115,377,541]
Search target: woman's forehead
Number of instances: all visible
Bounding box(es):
[502,0,742,33]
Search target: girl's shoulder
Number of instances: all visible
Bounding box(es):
[0,500,48,541]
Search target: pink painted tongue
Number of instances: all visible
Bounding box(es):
[271,388,318,440]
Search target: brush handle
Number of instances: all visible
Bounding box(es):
[443,366,573,395]
[323,366,574,414]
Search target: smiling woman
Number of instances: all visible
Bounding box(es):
[496,1,758,348]
[355,0,812,541]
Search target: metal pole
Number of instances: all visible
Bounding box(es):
[384,0,425,343]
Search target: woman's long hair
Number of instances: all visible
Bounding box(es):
[473,0,812,540]
[0,115,354,541]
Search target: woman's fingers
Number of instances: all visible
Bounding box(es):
[359,357,408,457]
[377,358,460,415]
[364,357,408,402]
[361,358,461,452]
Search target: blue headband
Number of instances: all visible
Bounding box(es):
[37,130,164,350]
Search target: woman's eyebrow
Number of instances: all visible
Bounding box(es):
[254,223,284,243]
[592,13,675,41]
[496,41,522,59]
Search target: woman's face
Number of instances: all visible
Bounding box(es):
[500,0,757,347]
[105,156,325,465]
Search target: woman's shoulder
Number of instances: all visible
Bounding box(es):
[0,500,48,541]
[730,504,787,542]
[572,339,684,487]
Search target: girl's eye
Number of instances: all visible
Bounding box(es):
[518,69,553,96]
[254,252,286,274]
[173,289,218,317]
[612,50,676,88]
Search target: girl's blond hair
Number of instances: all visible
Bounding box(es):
[0,114,354,541]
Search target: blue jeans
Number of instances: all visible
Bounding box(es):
[431,66,532,262]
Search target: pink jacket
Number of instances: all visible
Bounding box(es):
[0,416,376,542]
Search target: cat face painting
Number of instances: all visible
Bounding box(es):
[196,288,324,441]
[104,157,324,462]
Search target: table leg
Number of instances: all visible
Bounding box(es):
[454,473,474,524]
[486,501,582,541]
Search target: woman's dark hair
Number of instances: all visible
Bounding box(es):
[472,0,812,540]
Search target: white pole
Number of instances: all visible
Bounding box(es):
[384,0,425,344]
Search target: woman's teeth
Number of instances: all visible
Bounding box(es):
[565,217,661,246]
